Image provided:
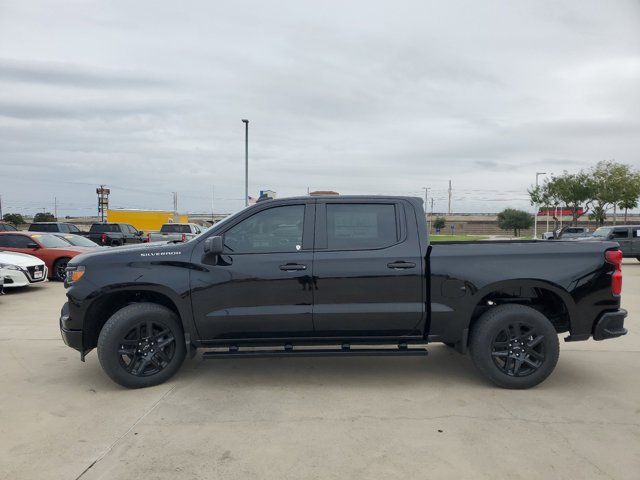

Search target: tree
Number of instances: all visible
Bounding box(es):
[618,171,640,223]
[587,161,630,226]
[497,208,534,237]
[433,217,446,230]
[33,212,56,222]
[529,171,593,226]
[2,213,25,226]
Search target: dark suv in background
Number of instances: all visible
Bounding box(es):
[587,225,640,260]
[28,222,82,233]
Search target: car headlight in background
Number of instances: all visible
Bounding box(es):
[0,263,21,270]
[65,265,85,285]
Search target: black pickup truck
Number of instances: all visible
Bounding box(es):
[79,223,146,246]
[59,196,627,389]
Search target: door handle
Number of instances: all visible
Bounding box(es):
[279,263,307,271]
[387,261,416,270]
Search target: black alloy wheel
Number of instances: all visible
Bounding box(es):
[118,320,176,377]
[54,258,70,281]
[490,322,545,377]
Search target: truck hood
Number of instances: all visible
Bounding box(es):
[68,241,176,266]
[0,250,46,268]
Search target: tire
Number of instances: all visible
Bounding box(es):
[53,257,71,281]
[97,303,186,389]
[469,304,559,389]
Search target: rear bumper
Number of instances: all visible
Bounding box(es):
[593,309,628,341]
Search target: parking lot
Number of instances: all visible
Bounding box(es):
[0,261,638,480]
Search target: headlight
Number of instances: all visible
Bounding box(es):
[65,265,85,285]
[0,263,21,270]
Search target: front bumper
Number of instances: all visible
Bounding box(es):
[60,302,84,353]
[593,309,628,341]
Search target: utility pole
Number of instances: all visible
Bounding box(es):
[211,185,216,225]
[172,192,178,213]
[447,180,452,215]
[242,119,249,207]
[0,194,3,220]
[54,197,58,219]
[422,187,430,210]
[533,172,546,240]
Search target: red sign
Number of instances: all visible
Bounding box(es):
[537,207,584,217]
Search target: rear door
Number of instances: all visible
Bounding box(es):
[311,199,423,337]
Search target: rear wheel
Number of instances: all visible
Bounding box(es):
[97,303,186,388]
[53,257,70,281]
[469,304,559,389]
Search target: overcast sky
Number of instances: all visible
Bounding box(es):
[1,0,639,217]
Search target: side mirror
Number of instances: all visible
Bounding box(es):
[204,236,224,255]
[607,234,615,240]
[137,230,144,236]
[27,242,39,249]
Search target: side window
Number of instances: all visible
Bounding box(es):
[326,203,398,250]
[633,229,640,238]
[70,225,80,233]
[60,224,69,233]
[0,234,33,248]
[224,205,305,254]
[611,229,630,239]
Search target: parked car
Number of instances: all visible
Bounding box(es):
[60,195,627,390]
[148,223,203,243]
[28,222,82,233]
[79,223,146,246]
[52,233,105,248]
[544,226,591,240]
[582,225,640,260]
[0,232,93,281]
[0,251,48,288]
[0,222,18,232]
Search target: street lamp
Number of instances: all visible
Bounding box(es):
[423,187,430,230]
[242,119,249,207]
[533,172,546,239]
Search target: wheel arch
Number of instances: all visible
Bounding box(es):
[464,279,576,345]
[82,286,192,351]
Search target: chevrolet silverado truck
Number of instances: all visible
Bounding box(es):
[59,196,627,389]
[79,223,146,246]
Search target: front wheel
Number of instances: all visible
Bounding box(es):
[53,257,71,281]
[469,304,559,389]
[97,303,186,388]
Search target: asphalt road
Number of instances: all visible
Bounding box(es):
[1,261,639,479]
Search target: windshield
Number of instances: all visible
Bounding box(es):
[161,224,191,233]
[592,227,612,238]
[30,233,71,248]
[58,234,97,247]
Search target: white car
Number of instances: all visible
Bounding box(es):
[0,251,48,288]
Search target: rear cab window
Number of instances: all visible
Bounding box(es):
[90,224,120,233]
[161,224,191,233]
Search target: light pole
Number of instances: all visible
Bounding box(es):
[423,187,430,231]
[242,119,249,207]
[533,172,546,239]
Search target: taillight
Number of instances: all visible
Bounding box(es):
[101,233,107,244]
[605,249,623,295]
[147,233,151,242]
[181,233,186,242]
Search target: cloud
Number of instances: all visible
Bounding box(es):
[0,0,639,216]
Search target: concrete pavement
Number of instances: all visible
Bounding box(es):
[1,260,639,479]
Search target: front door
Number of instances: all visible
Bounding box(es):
[610,227,632,256]
[311,200,424,338]
[190,202,315,340]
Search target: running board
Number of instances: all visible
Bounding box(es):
[202,345,428,359]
